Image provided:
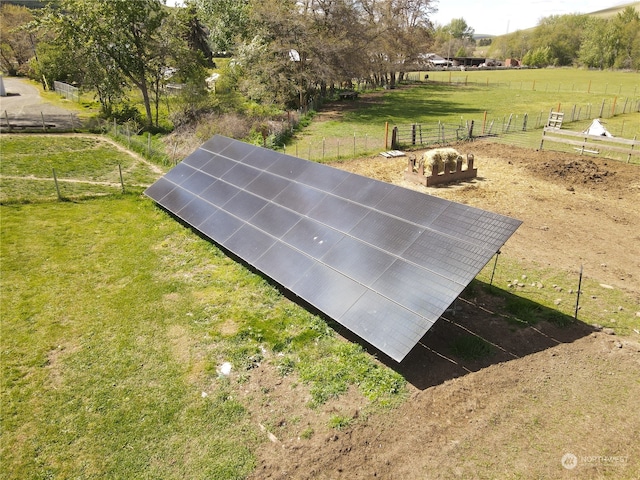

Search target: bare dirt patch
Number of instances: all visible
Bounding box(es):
[247,141,640,479]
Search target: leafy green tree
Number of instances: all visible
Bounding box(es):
[448,18,474,40]
[188,0,252,53]
[522,46,552,67]
[530,14,588,66]
[40,0,169,127]
[578,17,615,69]
[0,4,35,76]
[611,6,640,69]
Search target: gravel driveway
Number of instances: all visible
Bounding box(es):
[0,76,81,131]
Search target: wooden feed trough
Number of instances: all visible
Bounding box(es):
[404,152,477,187]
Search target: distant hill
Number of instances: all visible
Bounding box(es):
[474,1,639,40]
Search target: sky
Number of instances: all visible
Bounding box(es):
[165,0,633,37]
[431,0,633,36]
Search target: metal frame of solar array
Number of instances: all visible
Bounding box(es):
[144,135,521,362]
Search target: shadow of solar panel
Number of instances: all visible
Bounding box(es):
[144,135,521,362]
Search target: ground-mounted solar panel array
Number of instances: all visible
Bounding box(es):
[144,135,521,362]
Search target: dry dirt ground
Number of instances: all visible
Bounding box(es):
[245,141,640,479]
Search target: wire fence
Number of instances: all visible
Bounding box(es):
[406,72,640,97]
[392,96,640,154]
[105,120,174,166]
[279,132,385,162]
[0,165,147,204]
[53,81,80,102]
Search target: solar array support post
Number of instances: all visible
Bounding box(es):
[574,265,583,320]
[489,251,500,287]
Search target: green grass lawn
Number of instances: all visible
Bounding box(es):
[2,69,639,476]
[0,135,161,203]
[289,68,640,160]
[1,135,408,479]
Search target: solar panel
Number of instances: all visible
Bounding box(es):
[145,135,521,362]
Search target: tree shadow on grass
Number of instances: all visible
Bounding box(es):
[336,84,487,126]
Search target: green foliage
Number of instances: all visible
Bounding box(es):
[522,46,553,67]
[329,415,352,430]
[0,3,34,76]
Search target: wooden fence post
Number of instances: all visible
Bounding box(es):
[52,168,62,200]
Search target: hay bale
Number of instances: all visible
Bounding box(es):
[423,147,463,174]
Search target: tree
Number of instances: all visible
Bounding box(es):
[41,0,170,128]
[611,6,640,69]
[0,4,35,76]
[578,17,615,69]
[448,18,474,40]
[189,0,252,53]
[530,14,588,66]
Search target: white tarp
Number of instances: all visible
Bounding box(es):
[584,119,613,137]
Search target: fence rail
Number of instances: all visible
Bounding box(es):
[539,127,639,162]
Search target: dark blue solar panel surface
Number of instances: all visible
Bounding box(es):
[145,135,521,361]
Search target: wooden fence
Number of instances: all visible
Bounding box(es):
[539,127,639,163]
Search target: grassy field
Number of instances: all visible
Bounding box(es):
[2,74,639,477]
[1,136,406,479]
[289,68,640,160]
[0,135,161,203]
